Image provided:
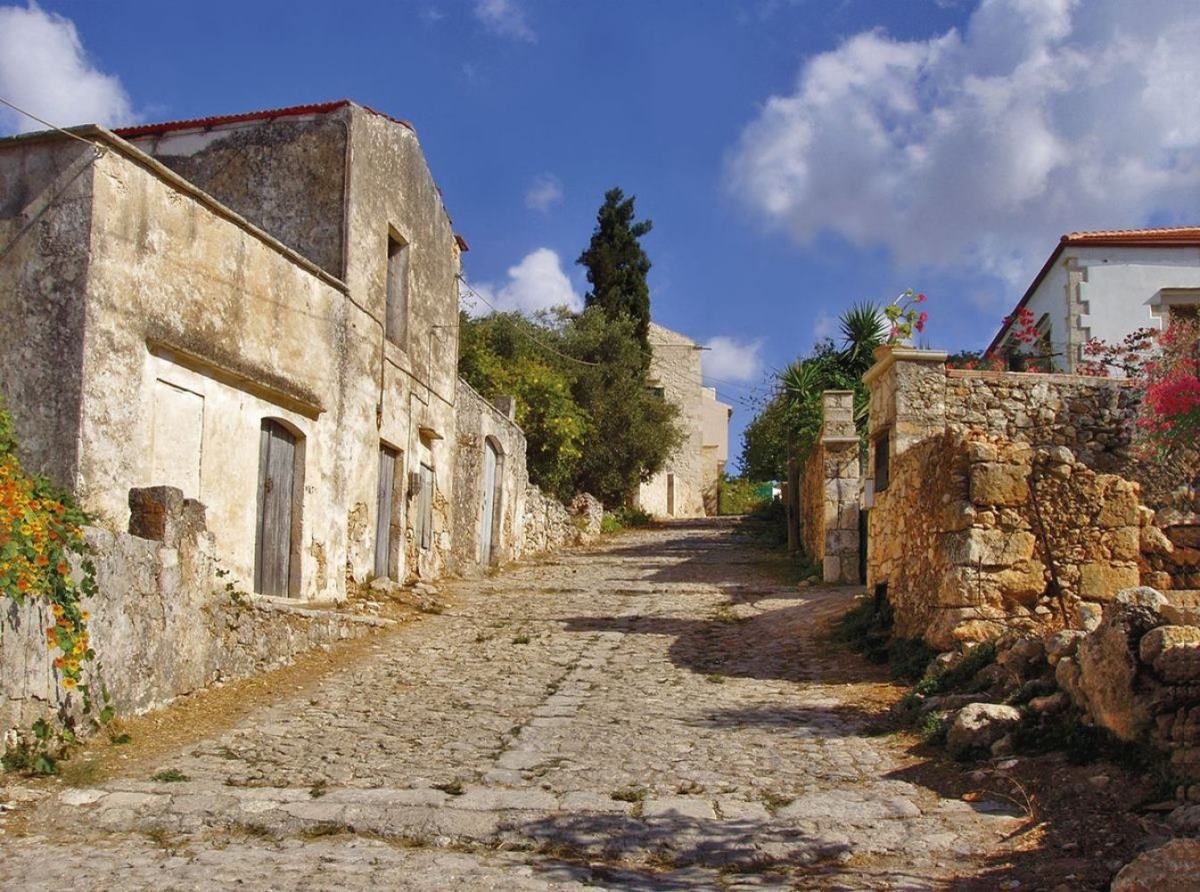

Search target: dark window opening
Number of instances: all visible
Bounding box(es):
[873,430,890,493]
[386,233,410,348]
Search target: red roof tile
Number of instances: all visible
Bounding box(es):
[1062,226,1200,245]
[114,100,414,139]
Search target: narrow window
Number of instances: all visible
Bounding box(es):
[873,430,890,493]
[386,232,410,348]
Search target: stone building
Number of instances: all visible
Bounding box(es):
[636,323,731,518]
[989,227,1200,372]
[0,100,526,603]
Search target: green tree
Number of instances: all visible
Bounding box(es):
[458,311,588,497]
[562,308,681,505]
[740,302,884,475]
[577,188,654,358]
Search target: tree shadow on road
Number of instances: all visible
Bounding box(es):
[561,599,890,687]
[501,810,852,891]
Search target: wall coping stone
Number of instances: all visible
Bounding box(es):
[946,368,1140,387]
[863,347,949,387]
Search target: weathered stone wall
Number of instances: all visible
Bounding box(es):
[123,110,350,278]
[449,381,528,576]
[1054,588,1200,784]
[0,107,466,602]
[520,485,590,554]
[801,391,861,584]
[866,350,1161,648]
[0,489,385,743]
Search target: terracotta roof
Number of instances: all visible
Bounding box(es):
[114,100,414,139]
[1061,226,1200,245]
[986,226,1200,354]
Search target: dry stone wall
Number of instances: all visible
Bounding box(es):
[0,488,385,743]
[867,350,1183,648]
[1054,588,1200,785]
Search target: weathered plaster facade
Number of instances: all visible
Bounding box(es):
[449,382,528,575]
[0,489,386,741]
[0,103,466,604]
[637,324,730,518]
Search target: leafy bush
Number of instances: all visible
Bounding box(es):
[716,476,769,516]
[0,398,97,690]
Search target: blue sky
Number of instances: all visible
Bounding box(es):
[3,0,1200,470]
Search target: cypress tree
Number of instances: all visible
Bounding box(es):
[577,187,653,357]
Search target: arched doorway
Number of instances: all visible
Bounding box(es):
[480,438,504,566]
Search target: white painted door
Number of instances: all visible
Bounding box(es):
[480,441,498,566]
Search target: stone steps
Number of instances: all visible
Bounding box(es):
[40,779,1019,871]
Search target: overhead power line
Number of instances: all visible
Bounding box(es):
[456,275,599,367]
[0,96,106,155]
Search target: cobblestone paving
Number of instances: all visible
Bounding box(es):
[0,520,1024,890]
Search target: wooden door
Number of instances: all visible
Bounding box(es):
[667,473,676,517]
[374,446,397,579]
[417,464,434,551]
[480,441,498,566]
[255,420,297,597]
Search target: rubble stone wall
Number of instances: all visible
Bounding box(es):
[1055,588,1200,784]
[0,488,385,743]
[866,350,1161,648]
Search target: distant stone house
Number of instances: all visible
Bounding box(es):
[636,323,732,518]
[0,100,529,603]
[989,227,1200,372]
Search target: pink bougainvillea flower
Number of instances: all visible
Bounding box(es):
[915,311,928,332]
[916,293,927,303]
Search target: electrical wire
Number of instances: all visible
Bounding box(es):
[457,275,600,367]
[0,96,106,156]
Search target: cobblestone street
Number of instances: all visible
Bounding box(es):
[0,520,1028,890]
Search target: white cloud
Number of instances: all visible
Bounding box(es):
[727,0,1200,284]
[702,336,764,383]
[0,4,134,135]
[525,173,563,212]
[812,310,837,342]
[474,0,536,42]
[467,248,583,316]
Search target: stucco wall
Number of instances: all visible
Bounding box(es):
[638,323,706,518]
[123,111,349,278]
[0,138,94,487]
[1005,245,1200,372]
[79,144,352,601]
[449,381,528,575]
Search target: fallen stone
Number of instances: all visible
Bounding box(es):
[1044,630,1085,666]
[1111,838,1200,891]
[947,704,1023,757]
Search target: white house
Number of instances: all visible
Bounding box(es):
[989,227,1200,373]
